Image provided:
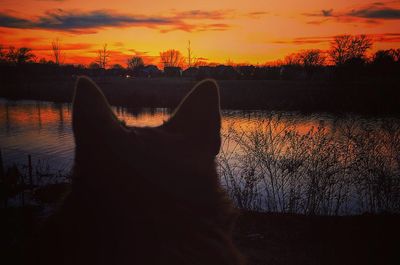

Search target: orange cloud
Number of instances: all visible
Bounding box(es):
[33,43,95,51]
[272,33,400,45]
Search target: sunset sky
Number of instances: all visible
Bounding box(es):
[1,0,399,67]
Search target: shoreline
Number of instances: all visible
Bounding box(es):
[1,76,399,115]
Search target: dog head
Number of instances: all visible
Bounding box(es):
[72,77,224,217]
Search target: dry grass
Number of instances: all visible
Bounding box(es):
[218,115,400,215]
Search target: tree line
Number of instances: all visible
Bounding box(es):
[0,35,399,81]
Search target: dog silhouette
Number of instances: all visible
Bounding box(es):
[33,76,243,265]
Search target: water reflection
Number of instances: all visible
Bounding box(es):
[1,98,399,214]
[0,98,327,171]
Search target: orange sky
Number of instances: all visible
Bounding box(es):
[1,0,399,67]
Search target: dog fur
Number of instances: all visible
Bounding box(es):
[33,76,244,265]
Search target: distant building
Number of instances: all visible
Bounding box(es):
[236,65,255,79]
[214,65,237,80]
[197,65,237,80]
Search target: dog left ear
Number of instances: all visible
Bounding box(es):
[163,79,221,155]
[72,76,128,148]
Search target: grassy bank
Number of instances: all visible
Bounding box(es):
[1,75,399,114]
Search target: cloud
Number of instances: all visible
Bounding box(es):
[0,9,233,34]
[370,32,400,42]
[304,1,400,25]
[32,43,95,51]
[171,9,234,20]
[272,36,333,45]
[0,13,32,28]
[171,9,267,20]
[247,11,269,18]
[322,9,334,17]
[0,38,94,51]
[0,10,172,33]
[348,6,400,19]
[272,33,400,45]
[306,19,330,25]
[159,22,230,33]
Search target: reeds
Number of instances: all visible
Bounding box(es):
[218,115,400,215]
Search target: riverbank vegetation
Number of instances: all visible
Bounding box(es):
[219,116,400,215]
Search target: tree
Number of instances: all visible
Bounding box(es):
[89,62,101,69]
[127,56,144,73]
[283,53,302,66]
[372,49,400,77]
[373,49,400,65]
[39,58,47,64]
[329,35,372,65]
[282,50,325,79]
[111,64,124,69]
[298,49,325,68]
[159,49,185,68]
[7,47,36,65]
[297,49,326,79]
[52,38,64,65]
[0,45,5,62]
[96,44,110,69]
[111,64,125,76]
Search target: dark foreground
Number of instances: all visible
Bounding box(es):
[235,211,399,265]
[1,204,398,265]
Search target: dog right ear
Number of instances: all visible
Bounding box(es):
[72,76,128,147]
[163,79,221,156]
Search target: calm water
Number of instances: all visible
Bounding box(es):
[0,98,325,174]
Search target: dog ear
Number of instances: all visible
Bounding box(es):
[163,79,221,155]
[72,76,128,147]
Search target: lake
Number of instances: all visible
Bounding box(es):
[1,98,399,215]
[0,98,324,174]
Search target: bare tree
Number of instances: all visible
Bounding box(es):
[329,35,372,65]
[283,53,302,66]
[298,49,326,68]
[52,38,64,65]
[0,45,6,62]
[159,49,185,68]
[97,44,110,69]
[393,48,400,62]
[297,49,326,79]
[127,56,144,72]
[7,47,36,65]
[373,49,400,64]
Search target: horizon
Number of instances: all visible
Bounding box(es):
[1,0,400,67]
